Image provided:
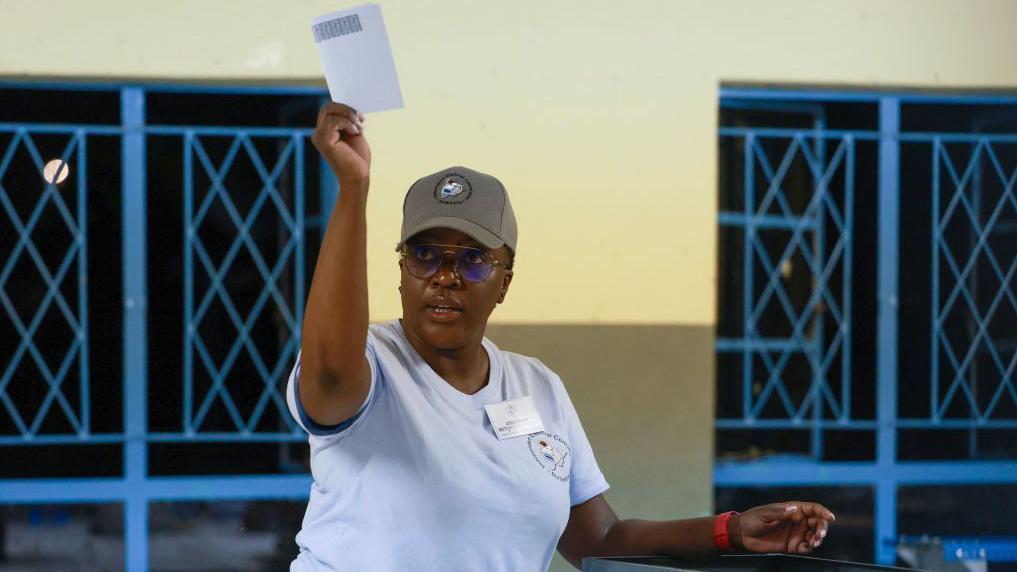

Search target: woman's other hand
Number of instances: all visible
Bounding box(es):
[730,501,835,554]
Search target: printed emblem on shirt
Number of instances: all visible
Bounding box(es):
[527,432,571,482]
[434,173,472,204]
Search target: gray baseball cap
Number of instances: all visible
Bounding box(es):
[396,166,517,253]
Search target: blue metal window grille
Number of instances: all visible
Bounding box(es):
[180,130,304,438]
[931,138,1017,428]
[0,83,333,571]
[716,129,855,435]
[716,88,1017,566]
[0,128,91,443]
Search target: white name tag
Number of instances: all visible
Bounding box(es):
[484,396,545,440]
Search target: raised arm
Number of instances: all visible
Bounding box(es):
[299,102,372,426]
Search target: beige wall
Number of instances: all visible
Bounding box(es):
[5,0,1017,325]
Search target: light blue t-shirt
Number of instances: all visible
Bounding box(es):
[286,320,609,572]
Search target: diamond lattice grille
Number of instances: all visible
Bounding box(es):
[0,130,88,438]
[742,134,854,423]
[184,133,303,434]
[933,139,1017,422]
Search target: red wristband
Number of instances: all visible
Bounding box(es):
[714,511,738,552]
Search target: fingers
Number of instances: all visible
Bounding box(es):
[789,522,823,554]
[316,101,358,123]
[800,517,828,549]
[813,519,829,547]
[787,502,833,551]
[331,115,362,136]
[316,117,357,149]
[332,110,364,133]
[782,501,835,524]
[783,510,808,554]
[315,102,365,137]
[795,501,836,521]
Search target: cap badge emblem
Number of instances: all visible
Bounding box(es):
[434,173,473,204]
[441,180,463,198]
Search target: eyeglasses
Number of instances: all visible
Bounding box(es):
[400,243,510,283]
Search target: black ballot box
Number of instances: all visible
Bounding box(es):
[581,554,915,572]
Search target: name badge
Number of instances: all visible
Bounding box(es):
[484,396,545,440]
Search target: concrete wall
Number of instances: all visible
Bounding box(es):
[485,324,715,515]
[4,1,1017,569]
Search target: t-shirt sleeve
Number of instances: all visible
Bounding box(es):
[286,335,378,438]
[553,374,610,506]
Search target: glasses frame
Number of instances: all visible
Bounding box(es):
[399,243,511,283]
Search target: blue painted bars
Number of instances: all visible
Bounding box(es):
[716,88,1017,566]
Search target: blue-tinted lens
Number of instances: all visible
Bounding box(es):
[457,248,492,282]
[407,244,442,278]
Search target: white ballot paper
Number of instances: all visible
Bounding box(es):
[310,4,403,113]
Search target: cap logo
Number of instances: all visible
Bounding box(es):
[434,174,472,204]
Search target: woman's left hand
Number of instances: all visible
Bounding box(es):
[730,501,836,554]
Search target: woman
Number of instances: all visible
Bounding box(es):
[286,103,835,571]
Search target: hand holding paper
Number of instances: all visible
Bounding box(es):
[311,4,404,113]
[311,102,370,184]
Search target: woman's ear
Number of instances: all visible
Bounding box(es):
[497,270,513,304]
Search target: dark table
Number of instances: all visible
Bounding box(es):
[582,554,916,572]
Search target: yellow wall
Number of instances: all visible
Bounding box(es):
[3,0,1017,325]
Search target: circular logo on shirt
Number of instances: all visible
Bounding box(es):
[528,432,571,482]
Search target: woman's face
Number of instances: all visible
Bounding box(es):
[399,227,513,352]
